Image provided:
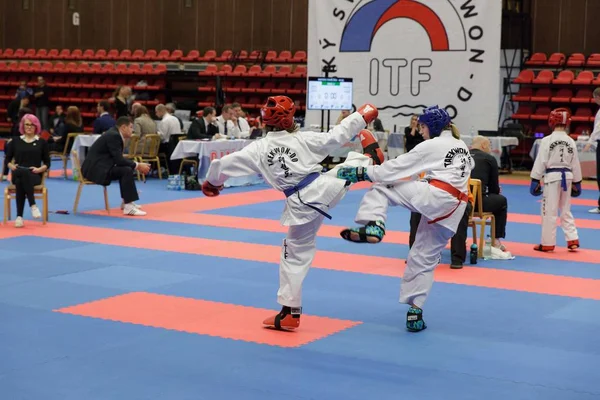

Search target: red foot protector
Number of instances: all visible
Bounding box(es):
[54,292,361,348]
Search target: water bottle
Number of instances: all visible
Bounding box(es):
[469,243,478,264]
[470,125,475,137]
[483,235,492,259]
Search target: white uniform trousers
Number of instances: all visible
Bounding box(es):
[277,152,371,307]
[354,181,456,308]
[541,180,578,246]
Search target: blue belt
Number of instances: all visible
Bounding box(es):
[283,172,332,220]
[546,168,571,191]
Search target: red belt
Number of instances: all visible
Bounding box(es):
[427,179,469,224]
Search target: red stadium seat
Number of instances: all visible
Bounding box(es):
[587,54,600,67]
[230,65,247,76]
[572,107,594,122]
[246,65,262,76]
[35,49,48,59]
[274,65,292,78]
[552,70,574,84]
[131,49,145,60]
[525,53,547,66]
[545,53,565,67]
[199,50,217,62]
[551,88,572,103]
[168,50,183,61]
[156,50,170,60]
[58,49,71,59]
[143,49,158,61]
[106,49,120,60]
[215,50,232,62]
[71,49,83,59]
[573,70,594,85]
[82,49,95,60]
[531,106,551,120]
[90,49,105,61]
[265,50,277,62]
[291,50,307,63]
[259,65,277,77]
[182,50,200,62]
[566,53,585,67]
[512,87,533,102]
[119,49,132,60]
[257,81,276,94]
[513,69,535,84]
[274,50,292,63]
[24,49,36,59]
[241,81,261,93]
[572,88,593,103]
[532,70,554,84]
[290,65,307,78]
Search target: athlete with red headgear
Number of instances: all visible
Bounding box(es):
[530,107,582,252]
[202,96,381,330]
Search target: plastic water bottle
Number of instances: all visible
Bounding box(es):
[483,235,492,259]
[469,243,478,264]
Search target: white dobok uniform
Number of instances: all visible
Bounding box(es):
[206,112,372,307]
[530,129,582,246]
[354,130,474,308]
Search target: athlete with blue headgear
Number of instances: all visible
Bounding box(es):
[336,105,474,332]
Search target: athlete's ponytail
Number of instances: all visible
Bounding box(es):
[449,124,461,139]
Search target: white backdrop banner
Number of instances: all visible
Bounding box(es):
[306,0,502,132]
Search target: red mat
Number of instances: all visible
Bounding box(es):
[55,292,361,348]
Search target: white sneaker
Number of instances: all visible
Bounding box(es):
[15,217,23,228]
[123,203,147,216]
[588,208,600,214]
[121,202,142,210]
[31,205,41,219]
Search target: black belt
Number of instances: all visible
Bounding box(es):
[284,172,332,220]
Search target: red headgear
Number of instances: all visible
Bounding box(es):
[548,108,571,129]
[261,96,296,130]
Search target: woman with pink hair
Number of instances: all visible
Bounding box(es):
[5,114,50,227]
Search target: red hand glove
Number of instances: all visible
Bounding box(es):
[202,180,223,197]
[357,104,378,125]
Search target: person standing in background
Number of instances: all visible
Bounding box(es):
[404,114,424,153]
[34,76,50,131]
[583,88,600,214]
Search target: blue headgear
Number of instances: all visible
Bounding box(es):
[417,105,451,137]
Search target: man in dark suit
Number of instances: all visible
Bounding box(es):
[187,107,219,140]
[82,116,151,216]
[470,136,509,251]
[92,100,117,134]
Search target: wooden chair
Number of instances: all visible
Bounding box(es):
[71,153,110,215]
[49,132,81,179]
[124,134,142,181]
[4,171,49,224]
[176,135,199,174]
[468,179,496,257]
[136,134,163,181]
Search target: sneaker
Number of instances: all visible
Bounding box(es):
[588,208,600,214]
[30,205,41,219]
[15,217,23,228]
[450,263,463,269]
[123,204,147,216]
[263,306,301,330]
[121,201,142,210]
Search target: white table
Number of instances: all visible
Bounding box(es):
[530,139,597,179]
[71,134,101,165]
[170,139,263,186]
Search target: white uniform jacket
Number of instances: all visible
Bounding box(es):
[586,109,600,144]
[365,131,474,231]
[206,112,367,226]
[531,129,582,184]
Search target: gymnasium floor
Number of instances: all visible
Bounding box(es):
[1,169,599,400]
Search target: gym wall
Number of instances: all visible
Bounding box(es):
[0,0,308,53]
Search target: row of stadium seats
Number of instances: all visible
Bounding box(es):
[512,105,595,122]
[0,61,167,75]
[197,96,306,110]
[513,69,600,85]
[524,52,600,68]
[0,76,165,91]
[199,80,306,95]
[198,64,306,78]
[511,88,595,103]
[0,48,307,63]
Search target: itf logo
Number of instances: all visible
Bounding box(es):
[340,0,468,53]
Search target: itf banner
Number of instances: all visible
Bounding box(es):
[306,0,502,131]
